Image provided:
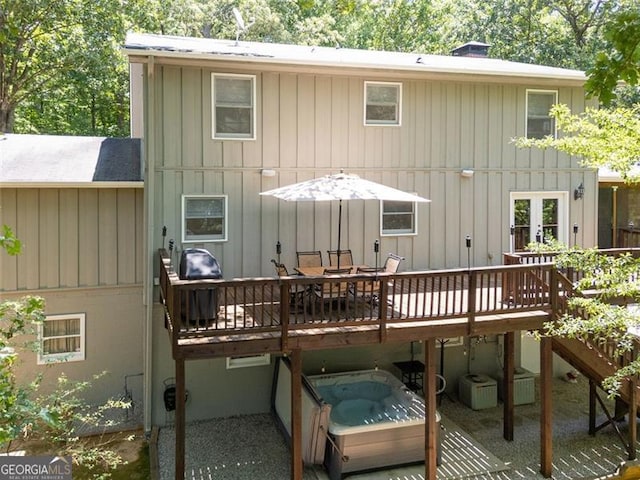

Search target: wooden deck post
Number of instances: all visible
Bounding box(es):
[175,356,186,480]
[503,331,515,441]
[589,379,597,435]
[628,376,637,460]
[540,336,553,477]
[467,272,477,334]
[290,349,303,480]
[424,338,437,480]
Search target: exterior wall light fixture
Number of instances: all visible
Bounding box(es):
[574,182,584,200]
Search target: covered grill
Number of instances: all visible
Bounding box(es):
[179,248,222,325]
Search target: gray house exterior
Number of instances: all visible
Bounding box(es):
[126,33,597,431]
[0,134,145,410]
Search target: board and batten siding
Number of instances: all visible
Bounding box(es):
[0,188,144,291]
[149,63,596,277]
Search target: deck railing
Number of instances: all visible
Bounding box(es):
[553,266,639,375]
[158,249,561,353]
[618,228,640,248]
[515,250,640,396]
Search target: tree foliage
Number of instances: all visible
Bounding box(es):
[439,0,612,70]
[515,104,640,183]
[586,2,640,105]
[529,243,640,397]
[2,0,156,136]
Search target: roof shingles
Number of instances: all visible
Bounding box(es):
[0,134,141,185]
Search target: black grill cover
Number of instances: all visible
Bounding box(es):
[178,248,222,323]
[179,248,222,280]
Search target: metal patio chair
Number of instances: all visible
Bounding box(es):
[327,249,354,267]
[312,267,352,305]
[271,259,306,310]
[297,250,323,267]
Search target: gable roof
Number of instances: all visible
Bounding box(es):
[0,134,142,187]
[124,32,586,84]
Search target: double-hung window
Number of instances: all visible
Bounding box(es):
[212,73,256,139]
[526,89,557,139]
[182,195,228,243]
[381,200,416,236]
[38,314,85,364]
[364,82,401,126]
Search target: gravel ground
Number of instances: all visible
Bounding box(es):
[157,413,318,480]
[157,374,636,480]
[438,375,635,479]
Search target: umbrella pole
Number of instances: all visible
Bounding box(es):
[337,200,342,268]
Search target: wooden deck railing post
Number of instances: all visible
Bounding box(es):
[629,374,637,460]
[171,286,182,352]
[379,275,388,343]
[280,281,290,352]
[549,267,558,314]
[467,271,477,335]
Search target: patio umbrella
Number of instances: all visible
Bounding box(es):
[260,172,431,267]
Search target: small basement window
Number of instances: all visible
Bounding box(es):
[226,354,271,369]
[365,82,401,126]
[38,313,85,364]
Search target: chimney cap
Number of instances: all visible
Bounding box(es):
[451,41,491,57]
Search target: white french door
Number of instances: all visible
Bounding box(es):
[510,192,568,251]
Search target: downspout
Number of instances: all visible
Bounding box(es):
[143,55,156,434]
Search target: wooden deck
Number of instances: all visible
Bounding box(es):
[159,249,558,359]
[160,247,640,480]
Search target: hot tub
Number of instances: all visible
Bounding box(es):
[307,369,441,480]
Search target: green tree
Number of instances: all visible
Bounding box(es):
[440,0,613,70]
[342,0,448,53]
[585,2,640,105]
[530,242,640,397]
[3,0,156,136]
[0,226,44,444]
[515,104,640,183]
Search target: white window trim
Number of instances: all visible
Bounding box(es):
[226,354,271,369]
[364,81,402,126]
[182,194,229,243]
[509,191,569,248]
[380,199,418,237]
[37,313,86,365]
[525,89,558,139]
[212,73,257,140]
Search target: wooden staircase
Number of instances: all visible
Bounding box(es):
[549,271,639,459]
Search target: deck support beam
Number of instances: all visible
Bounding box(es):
[290,349,303,480]
[540,336,553,477]
[628,376,637,460]
[175,356,186,480]
[424,338,437,480]
[503,331,515,441]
